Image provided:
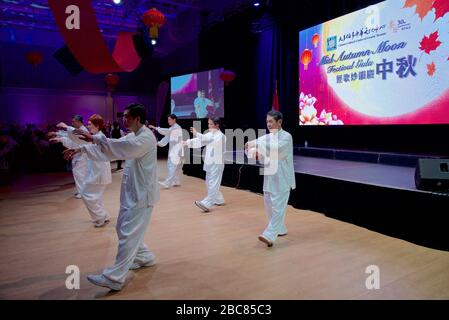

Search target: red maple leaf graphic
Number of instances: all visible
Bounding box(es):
[433,0,449,21]
[404,0,434,20]
[419,31,442,54]
[427,62,436,76]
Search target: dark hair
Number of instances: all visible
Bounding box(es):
[209,117,221,127]
[125,103,146,124]
[167,114,177,120]
[34,130,45,140]
[113,121,120,128]
[267,111,283,122]
[73,115,83,123]
[88,114,105,130]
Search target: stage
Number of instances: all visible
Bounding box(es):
[2,160,449,299]
[183,150,449,251]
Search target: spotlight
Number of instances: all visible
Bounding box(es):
[151,39,157,46]
[253,2,260,7]
[113,0,121,5]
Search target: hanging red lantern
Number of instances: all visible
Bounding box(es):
[312,33,320,48]
[25,51,44,67]
[301,49,312,70]
[220,70,236,85]
[142,8,166,40]
[105,73,120,91]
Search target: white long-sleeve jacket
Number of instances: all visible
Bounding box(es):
[80,125,160,209]
[186,129,226,172]
[156,123,184,160]
[65,129,111,185]
[247,129,296,194]
[57,125,88,164]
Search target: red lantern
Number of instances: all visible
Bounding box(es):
[142,8,165,39]
[312,33,320,48]
[301,49,312,70]
[220,70,236,85]
[25,51,44,67]
[105,73,119,91]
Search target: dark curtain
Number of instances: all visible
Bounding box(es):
[245,23,299,133]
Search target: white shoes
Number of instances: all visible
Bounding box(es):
[94,217,110,228]
[214,202,226,206]
[194,201,210,213]
[158,181,170,189]
[159,180,181,189]
[87,274,123,291]
[129,259,157,270]
[74,193,82,199]
[258,234,274,247]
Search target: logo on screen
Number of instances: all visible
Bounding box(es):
[327,36,337,51]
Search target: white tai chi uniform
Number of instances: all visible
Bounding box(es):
[80,126,160,285]
[65,129,112,223]
[186,130,226,209]
[155,123,184,187]
[247,129,296,244]
[57,126,88,195]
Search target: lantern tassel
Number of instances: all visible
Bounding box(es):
[150,26,159,39]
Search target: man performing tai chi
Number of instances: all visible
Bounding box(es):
[245,111,296,247]
[49,115,88,199]
[149,114,184,189]
[64,103,159,291]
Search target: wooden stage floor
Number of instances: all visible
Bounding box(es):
[1,160,449,300]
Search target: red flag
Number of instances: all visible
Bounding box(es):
[272,80,279,111]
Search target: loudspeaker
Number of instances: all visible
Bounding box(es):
[415,159,449,191]
[53,45,84,76]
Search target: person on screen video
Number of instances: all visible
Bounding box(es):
[245,111,296,248]
[194,90,213,119]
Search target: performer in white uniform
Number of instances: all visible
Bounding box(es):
[64,103,159,291]
[246,111,295,247]
[53,114,112,227]
[183,117,226,213]
[49,115,88,199]
[149,114,184,189]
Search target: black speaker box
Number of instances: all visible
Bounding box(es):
[415,159,449,191]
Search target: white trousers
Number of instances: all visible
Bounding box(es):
[200,166,225,209]
[72,158,87,194]
[163,157,182,186]
[262,191,290,242]
[81,183,110,223]
[103,205,155,284]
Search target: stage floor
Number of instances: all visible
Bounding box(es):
[226,151,420,192]
[1,160,449,299]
